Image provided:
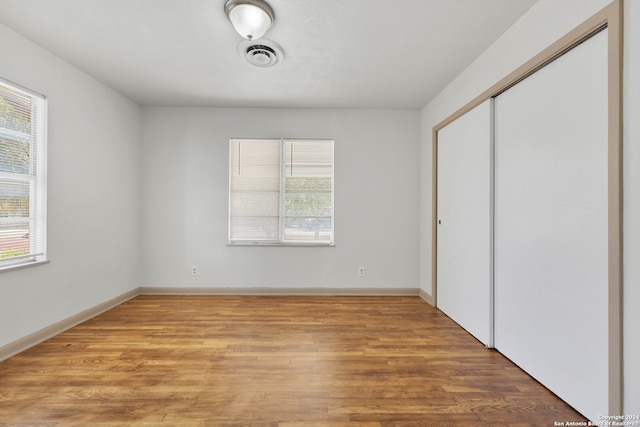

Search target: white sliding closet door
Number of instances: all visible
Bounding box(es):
[494,30,608,421]
[437,99,493,346]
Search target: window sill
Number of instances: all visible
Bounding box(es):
[228,242,335,247]
[0,259,50,273]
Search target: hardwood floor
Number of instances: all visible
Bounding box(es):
[0,295,587,426]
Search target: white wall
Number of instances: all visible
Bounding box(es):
[420,0,639,414]
[141,107,420,289]
[0,23,142,348]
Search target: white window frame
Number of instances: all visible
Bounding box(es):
[0,77,47,271]
[228,138,334,246]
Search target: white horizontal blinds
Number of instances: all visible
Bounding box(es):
[229,138,281,242]
[0,79,46,268]
[229,138,334,245]
[283,139,333,243]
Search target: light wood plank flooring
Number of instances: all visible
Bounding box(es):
[0,295,587,426]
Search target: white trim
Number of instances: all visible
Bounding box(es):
[488,97,496,349]
[139,286,419,296]
[0,289,138,362]
[0,259,49,273]
[227,241,335,247]
[418,288,435,306]
[0,75,46,99]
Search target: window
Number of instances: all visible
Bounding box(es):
[229,138,334,245]
[0,78,47,270]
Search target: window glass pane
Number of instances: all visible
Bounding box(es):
[230,216,279,241]
[230,191,280,218]
[0,79,46,269]
[285,185,332,217]
[0,219,29,261]
[0,137,30,174]
[284,217,332,241]
[284,139,333,178]
[0,88,32,134]
[283,140,333,243]
[229,138,280,242]
[0,178,29,217]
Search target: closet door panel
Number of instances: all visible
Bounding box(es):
[437,99,492,346]
[494,30,608,421]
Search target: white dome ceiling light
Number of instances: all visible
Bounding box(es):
[239,39,284,68]
[224,0,275,41]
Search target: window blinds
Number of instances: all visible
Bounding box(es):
[229,138,281,242]
[0,79,47,269]
[229,138,334,245]
[283,139,333,242]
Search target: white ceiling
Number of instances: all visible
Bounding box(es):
[0,0,537,109]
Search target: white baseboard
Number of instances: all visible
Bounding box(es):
[419,288,435,306]
[139,286,420,296]
[0,289,138,362]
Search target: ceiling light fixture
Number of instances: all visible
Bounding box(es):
[224,0,275,41]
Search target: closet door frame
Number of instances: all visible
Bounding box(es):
[431,0,623,412]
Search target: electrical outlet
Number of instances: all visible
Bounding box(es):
[358,266,366,277]
[191,265,198,277]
